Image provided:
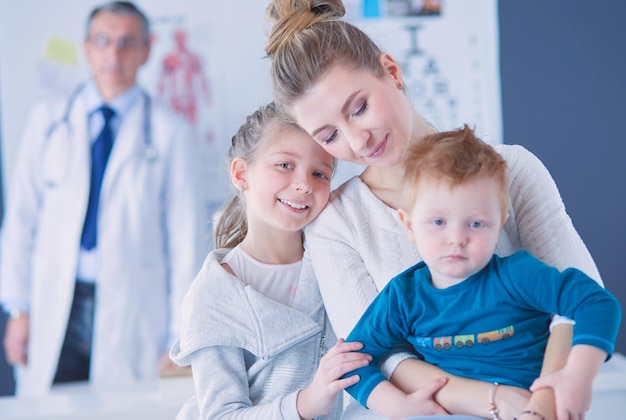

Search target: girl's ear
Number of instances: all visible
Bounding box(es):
[378,53,404,90]
[397,208,415,242]
[231,157,248,192]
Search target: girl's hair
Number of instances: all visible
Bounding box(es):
[214,102,297,249]
[402,125,509,219]
[265,0,384,108]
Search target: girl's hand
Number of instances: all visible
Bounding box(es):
[296,338,372,419]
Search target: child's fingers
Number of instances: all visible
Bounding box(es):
[328,374,362,393]
[324,338,365,355]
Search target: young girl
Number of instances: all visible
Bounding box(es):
[169,102,371,419]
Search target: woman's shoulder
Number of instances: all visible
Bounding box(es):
[493,143,545,171]
[308,175,394,233]
[494,143,555,190]
[329,176,391,215]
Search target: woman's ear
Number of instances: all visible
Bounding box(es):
[231,157,248,192]
[397,208,415,242]
[378,53,404,90]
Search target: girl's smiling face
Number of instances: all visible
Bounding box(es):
[237,122,335,234]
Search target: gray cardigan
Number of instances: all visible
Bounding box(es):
[170,248,341,419]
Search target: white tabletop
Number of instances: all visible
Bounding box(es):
[1,353,625,419]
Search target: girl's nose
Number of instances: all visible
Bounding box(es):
[294,174,312,194]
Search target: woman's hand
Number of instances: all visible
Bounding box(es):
[529,344,605,420]
[493,383,533,419]
[390,358,531,417]
[296,338,372,419]
[366,378,449,420]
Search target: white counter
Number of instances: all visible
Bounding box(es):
[0,376,194,419]
[1,353,625,419]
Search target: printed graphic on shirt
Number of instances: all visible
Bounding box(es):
[414,325,514,351]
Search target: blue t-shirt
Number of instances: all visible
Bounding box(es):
[345,250,621,407]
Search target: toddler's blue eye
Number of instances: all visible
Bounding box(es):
[469,221,483,228]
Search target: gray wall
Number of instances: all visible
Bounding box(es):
[1,0,624,396]
[498,1,626,354]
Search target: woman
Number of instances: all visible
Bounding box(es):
[264,1,602,419]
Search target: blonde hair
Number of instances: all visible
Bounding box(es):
[265,0,384,107]
[214,103,297,248]
[402,125,509,218]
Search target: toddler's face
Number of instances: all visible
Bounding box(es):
[400,176,505,288]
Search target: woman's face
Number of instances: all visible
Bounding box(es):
[290,54,415,168]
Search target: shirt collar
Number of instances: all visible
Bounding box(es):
[84,79,142,119]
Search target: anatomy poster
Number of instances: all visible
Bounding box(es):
[0,0,270,228]
[0,0,500,220]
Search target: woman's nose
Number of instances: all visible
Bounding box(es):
[344,125,371,155]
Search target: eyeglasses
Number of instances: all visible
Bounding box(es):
[88,34,145,49]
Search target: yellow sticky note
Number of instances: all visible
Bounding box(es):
[43,36,77,66]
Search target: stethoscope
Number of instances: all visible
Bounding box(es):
[42,83,158,187]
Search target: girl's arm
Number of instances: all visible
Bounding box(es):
[188,346,304,419]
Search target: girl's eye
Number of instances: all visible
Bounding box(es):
[277,162,292,169]
[469,221,483,228]
[432,219,445,226]
[353,100,367,118]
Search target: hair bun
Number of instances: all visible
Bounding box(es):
[265,0,345,57]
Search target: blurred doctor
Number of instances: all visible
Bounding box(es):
[0,1,208,396]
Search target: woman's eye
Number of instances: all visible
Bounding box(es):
[323,130,338,145]
[353,101,367,118]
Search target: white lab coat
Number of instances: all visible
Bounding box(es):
[0,88,209,397]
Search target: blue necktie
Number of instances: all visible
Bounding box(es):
[80,105,115,250]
